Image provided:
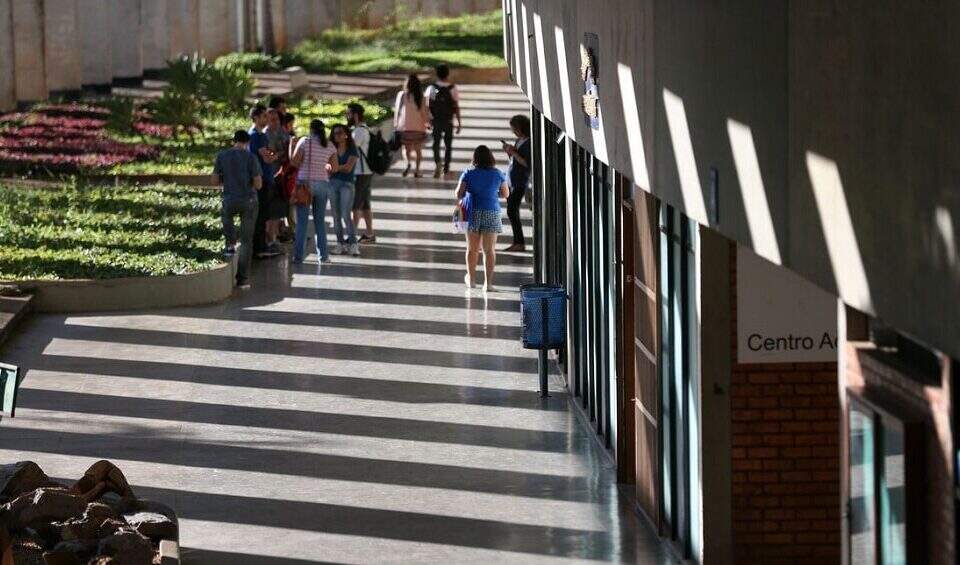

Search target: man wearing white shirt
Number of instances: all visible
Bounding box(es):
[348,103,376,243]
[425,64,462,179]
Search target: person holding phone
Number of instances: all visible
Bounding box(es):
[502,115,531,252]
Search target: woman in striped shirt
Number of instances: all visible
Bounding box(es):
[290,119,339,264]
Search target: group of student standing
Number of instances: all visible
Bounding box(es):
[213,95,376,288]
[213,64,532,290]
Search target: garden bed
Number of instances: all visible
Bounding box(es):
[0,97,389,177]
[0,182,223,281]
[219,10,506,74]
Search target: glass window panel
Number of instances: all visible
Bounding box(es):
[849,403,877,565]
[880,421,906,565]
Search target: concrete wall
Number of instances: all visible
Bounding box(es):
[111,0,142,79]
[11,0,45,102]
[168,0,200,58]
[508,0,960,361]
[341,0,499,28]
[42,0,81,94]
[0,0,15,110]
[78,0,112,86]
[198,0,237,58]
[141,0,170,71]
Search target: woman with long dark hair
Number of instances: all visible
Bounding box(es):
[456,145,509,291]
[328,124,361,257]
[290,119,338,264]
[393,73,432,178]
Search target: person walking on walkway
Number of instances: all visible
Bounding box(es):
[213,130,262,288]
[290,119,338,264]
[264,108,290,248]
[502,114,531,252]
[394,74,431,178]
[456,145,509,291]
[328,124,361,257]
[426,64,462,179]
[248,104,280,258]
[347,103,376,244]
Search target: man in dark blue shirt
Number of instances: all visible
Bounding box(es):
[502,114,531,252]
[248,104,279,258]
[213,130,263,288]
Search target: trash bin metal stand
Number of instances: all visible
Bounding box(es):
[539,296,549,397]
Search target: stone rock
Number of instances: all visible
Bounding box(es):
[122,512,175,542]
[94,519,125,540]
[284,66,310,91]
[11,535,44,565]
[71,462,134,503]
[43,540,97,565]
[0,462,60,499]
[84,503,117,523]
[10,489,85,530]
[96,530,153,565]
[97,493,135,517]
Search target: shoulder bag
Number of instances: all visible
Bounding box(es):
[292,138,313,206]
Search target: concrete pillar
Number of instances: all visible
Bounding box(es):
[168,0,200,58]
[111,0,142,81]
[268,0,286,51]
[199,0,236,59]
[78,0,112,87]
[140,0,169,72]
[0,0,15,110]
[315,0,339,34]
[12,0,45,102]
[43,0,81,95]
[284,0,314,47]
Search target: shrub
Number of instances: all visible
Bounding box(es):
[201,63,256,113]
[164,53,212,97]
[215,52,281,72]
[149,90,202,142]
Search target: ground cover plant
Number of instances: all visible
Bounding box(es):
[0,182,223,280]
[0,97,389,176]
[221,10,505,74]
[0,104,160,175]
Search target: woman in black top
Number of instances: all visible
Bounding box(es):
[501,114,531,252]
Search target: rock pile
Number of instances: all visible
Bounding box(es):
[0,460,177,565]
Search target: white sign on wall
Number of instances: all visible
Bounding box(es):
[737,247,839,363]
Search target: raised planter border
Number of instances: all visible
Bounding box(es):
[10,256,237,313]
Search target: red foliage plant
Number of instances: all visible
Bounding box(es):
[0,103,161,174]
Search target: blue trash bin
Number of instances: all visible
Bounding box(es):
[520,284,567,350]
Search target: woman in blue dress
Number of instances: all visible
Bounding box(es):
[455,145,509,291]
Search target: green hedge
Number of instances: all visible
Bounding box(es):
[0,183,223,280]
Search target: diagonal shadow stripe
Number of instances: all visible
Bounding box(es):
[176,549,337,565]
[126,485,629,561]
[11,429,596,502]
[49,325,537,374]
[31,355,566,411]
[186,309,522,340]
[279,287,521,313]
[302,262,531,286]
[17,389,563,452]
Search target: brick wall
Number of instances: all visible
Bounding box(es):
[730,245,842,564]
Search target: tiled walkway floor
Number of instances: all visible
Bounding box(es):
[0,85,673,563]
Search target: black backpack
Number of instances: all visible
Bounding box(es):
[431,83,457,123]
[361,129,393,175]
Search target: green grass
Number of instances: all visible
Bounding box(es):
[225,10,506,74]
[0,182,224,280]
[110,97,390,175]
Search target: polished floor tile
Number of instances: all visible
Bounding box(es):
[0,85,674,564]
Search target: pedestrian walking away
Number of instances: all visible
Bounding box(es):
[426,64,462,179]
[394,74,432,178]
[456,145,509,292]
[502,114,531,252]
[328,124,361,257]
[347,103,376,244]
[248,104,280,258]
[213,130,263,288]
[290,119,338,264]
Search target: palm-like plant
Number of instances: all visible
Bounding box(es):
[202,63,256,113]
[164,53,212,97]
[149,90,201,143]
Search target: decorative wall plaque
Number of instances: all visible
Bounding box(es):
[581,33,600,130]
